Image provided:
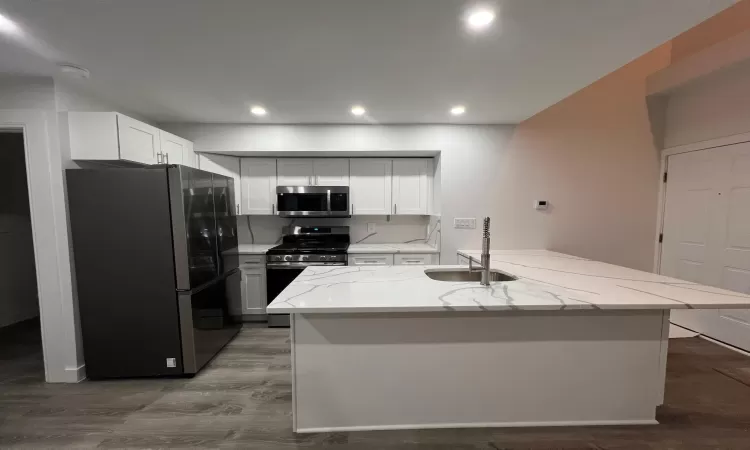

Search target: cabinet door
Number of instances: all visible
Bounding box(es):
[159,131,185,165]
[116,114,160,165]
[349,253,393,266]
[349,253,394,266]
[392,159,431,215]
[277,159,314,186]
[183,141,199,168]
[394,253,438,265]
[313,159,350,186]
[240,158,277,215]
[350,159,392,215]
[241,267,267,315]
[200,154,242,214]
[226,270,243,317]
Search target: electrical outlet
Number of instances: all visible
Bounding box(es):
[166,358,176,368]
[367,222,376,233]
[454,218,476,229]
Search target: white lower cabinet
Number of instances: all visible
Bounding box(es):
[238,255,267,317]
[349,254,394,266]
[394,253,438,265]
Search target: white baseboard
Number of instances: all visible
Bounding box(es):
[54,364,86,383]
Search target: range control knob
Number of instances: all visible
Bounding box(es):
[284,255,292,261]
[301,255,309,261]
[319,255,328,261]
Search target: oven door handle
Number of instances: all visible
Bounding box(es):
[326,189,332,214]
[267,263,346,269]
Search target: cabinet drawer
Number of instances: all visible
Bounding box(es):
[349,254,394,266]
[239,255,264,266]
[395,253,437,265]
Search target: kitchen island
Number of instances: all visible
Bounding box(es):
[267,250,750,433]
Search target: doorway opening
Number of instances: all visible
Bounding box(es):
[0,131,43,383]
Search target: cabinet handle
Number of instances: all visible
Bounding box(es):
[403,260,422,263]
[362,260,382,264]
[394,204,397,215]
[316,176,320,185]
[272,204,275,215]
[236,204,240,214]
[166,153,169,164]
[351,203,354,215]
[156,152,161,164]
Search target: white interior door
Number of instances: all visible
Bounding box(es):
[277,159,314,186]
[313,159,349,186]
[662,142,750,350]
[350,159,392,215]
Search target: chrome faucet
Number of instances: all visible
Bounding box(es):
[467,217,491,286]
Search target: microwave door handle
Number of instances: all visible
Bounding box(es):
[326,189,332,214]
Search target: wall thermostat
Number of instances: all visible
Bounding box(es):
[534,200,549,211]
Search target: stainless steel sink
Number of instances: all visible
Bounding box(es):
[424,269,518,282]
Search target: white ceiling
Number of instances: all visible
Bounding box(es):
[0,0,734,124]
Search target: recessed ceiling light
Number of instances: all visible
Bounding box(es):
[250,105,267,116]
[465,7,495,31]
[0,12,20,35]
[450,105,466,116]
[58,63,90,79]
[351,105,366,116]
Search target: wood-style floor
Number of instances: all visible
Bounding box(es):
[2,320,750,449]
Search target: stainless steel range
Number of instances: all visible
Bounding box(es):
[265,226,350,327]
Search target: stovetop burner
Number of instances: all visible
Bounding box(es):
[266,225,350,264]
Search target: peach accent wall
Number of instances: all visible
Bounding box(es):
[500,44,672,271]
[671,0,750,64]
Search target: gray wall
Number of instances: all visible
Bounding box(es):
[0,132,39,328]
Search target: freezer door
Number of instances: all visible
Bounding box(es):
[179,269,242,374]
[169,166,220,290]
[212,174,239,274]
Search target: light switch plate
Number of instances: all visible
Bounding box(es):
[367,222,376,233]
[454,218,476,229]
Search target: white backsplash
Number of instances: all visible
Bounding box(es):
[237,215,437,246]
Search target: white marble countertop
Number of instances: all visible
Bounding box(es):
[266,249,750,314]
[347,243,439,254]
[222,244,276,255]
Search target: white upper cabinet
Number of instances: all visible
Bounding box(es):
[200,154,241,213]
[277,159,314,186]
[66,112,195,167]
[350,159,393,215]
[158,130,185,165]
[277,158,350,186]
[240,158,277,215]
[392,158,432,215]
[313,159,350,186]
[184,141,200,168]
[117,114,161,165]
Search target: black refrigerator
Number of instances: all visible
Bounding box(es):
[66,165,241,379]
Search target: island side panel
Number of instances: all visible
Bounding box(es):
[292,310,665,432]
[656,310,670,405]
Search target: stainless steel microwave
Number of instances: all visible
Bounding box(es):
[276,186,350,217]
